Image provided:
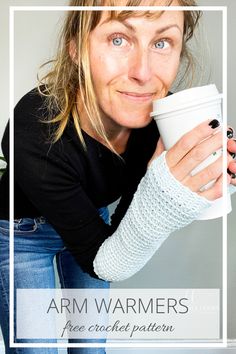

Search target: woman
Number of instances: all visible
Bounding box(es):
[0,0,236,353]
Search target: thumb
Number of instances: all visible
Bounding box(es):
[155,137,165,157]
[148,137,165,167]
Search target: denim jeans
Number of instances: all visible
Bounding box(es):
[0,208,110,354]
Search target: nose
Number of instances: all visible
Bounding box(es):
[128,47,152,85]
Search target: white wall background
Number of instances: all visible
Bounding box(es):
[0,1,236,353]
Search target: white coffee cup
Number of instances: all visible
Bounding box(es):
[150,84,231,220]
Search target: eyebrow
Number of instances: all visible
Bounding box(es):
[121,20,183,35]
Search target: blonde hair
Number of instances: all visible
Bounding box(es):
[38,0,201,152]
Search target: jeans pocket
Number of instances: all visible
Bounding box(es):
[0,218,38,236]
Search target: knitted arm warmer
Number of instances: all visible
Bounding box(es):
[93,151,212,282]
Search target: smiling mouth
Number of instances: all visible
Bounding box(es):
[118,91,155,102]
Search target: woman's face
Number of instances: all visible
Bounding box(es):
[89,6,184,129]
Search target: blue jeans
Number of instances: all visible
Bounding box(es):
[0,208,110,354]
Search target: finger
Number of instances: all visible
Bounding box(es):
[156,137,165,157]
[227,138,236,153]
[148,138,165,167]
[200,174,230,201]
[171,131,222,181]
[166,119,221,168]
[182,156,223,192]
[228,160,236,174]
[182,152,232,193]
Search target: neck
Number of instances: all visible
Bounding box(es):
[107,127,131,154]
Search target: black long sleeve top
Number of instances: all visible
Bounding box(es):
[0,88,159,278]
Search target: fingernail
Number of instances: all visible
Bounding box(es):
[230,152,236,159]
[209,119,220,129]
[227,129,234,139]
[227,168,236,179]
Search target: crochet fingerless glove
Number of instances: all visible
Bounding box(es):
[93,151,212,282]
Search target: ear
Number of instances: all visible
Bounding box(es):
[69,39,78,64]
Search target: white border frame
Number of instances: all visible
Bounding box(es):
[9,5,228,349]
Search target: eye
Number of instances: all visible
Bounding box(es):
[154,40,170,50]
[109,33,129,48]
[112,37,123,46]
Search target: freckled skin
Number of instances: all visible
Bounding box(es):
[88,10,184,133]
[77,3,236,189]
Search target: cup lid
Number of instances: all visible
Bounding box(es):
[151,84,220,117]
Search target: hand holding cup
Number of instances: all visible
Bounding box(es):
[150,84,232,219]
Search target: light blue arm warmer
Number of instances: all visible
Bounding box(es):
[93,151,212,282]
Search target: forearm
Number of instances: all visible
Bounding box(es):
[93,151,211,282]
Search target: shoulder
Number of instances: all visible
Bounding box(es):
[14,87,61,157]
[14,86,49,120]
[14,86,60,147]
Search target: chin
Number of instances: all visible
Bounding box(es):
[119,114,152,129]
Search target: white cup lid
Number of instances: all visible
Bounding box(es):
[151,84,220,117]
